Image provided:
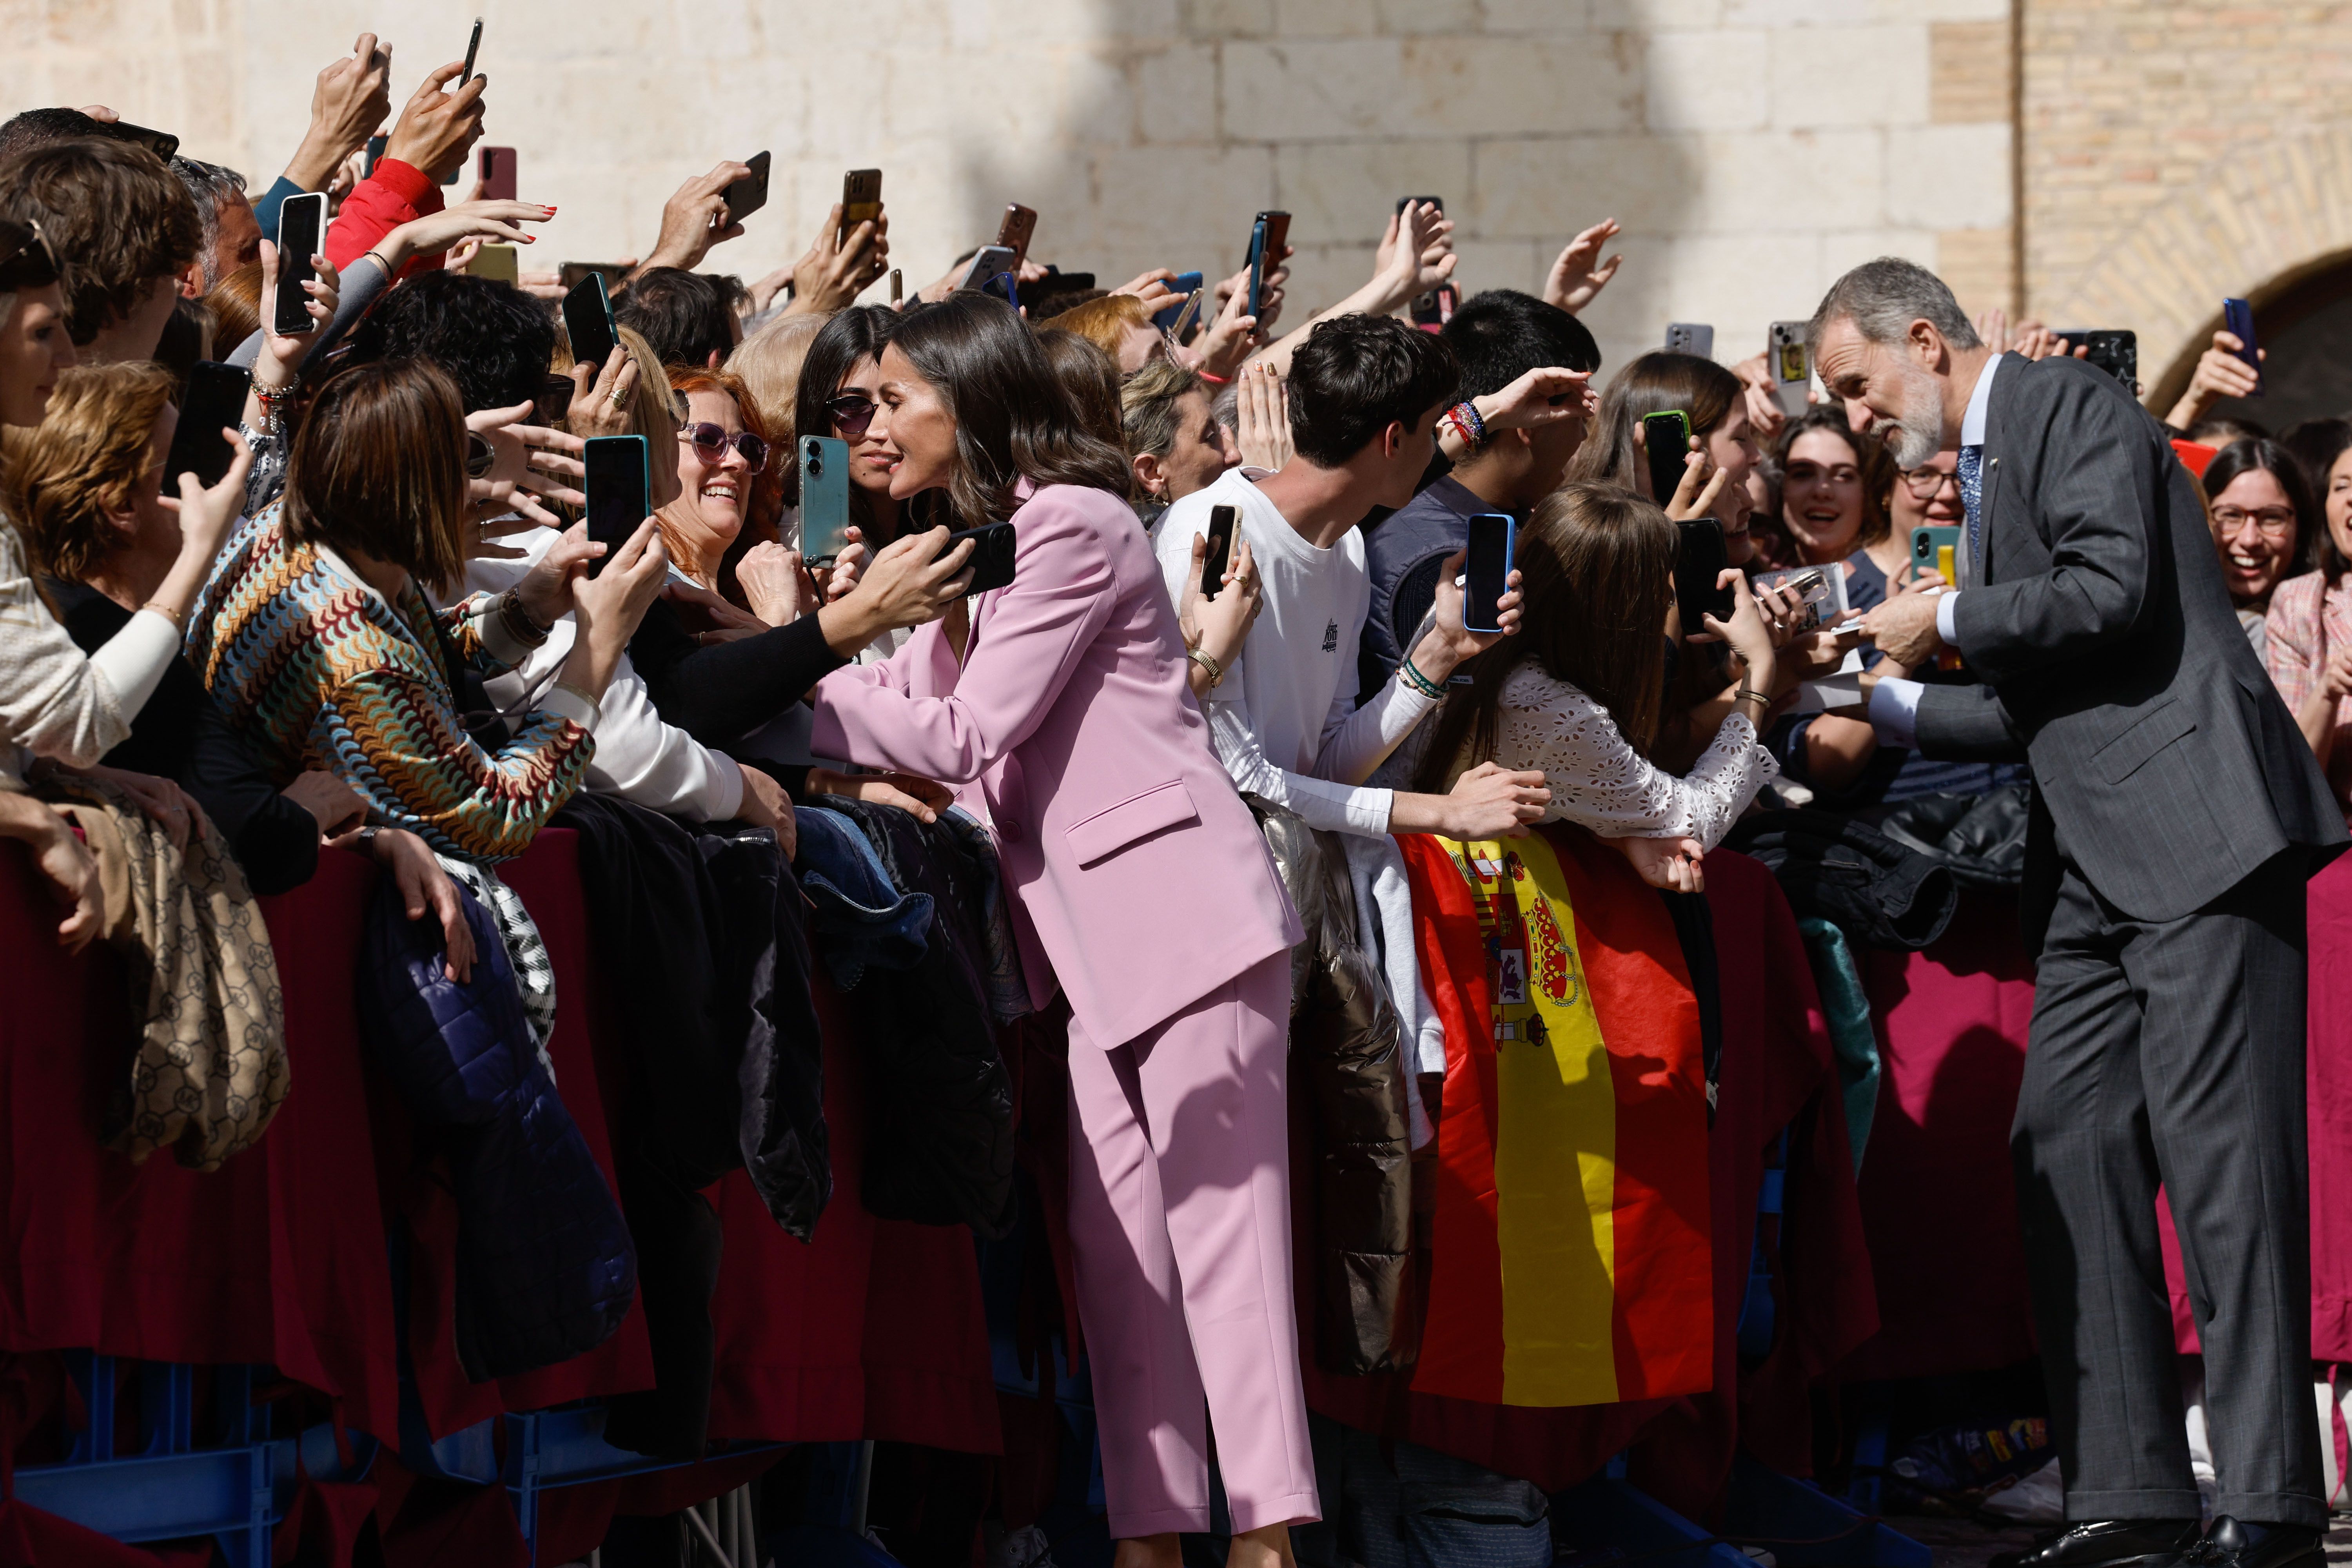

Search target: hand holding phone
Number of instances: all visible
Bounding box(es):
[838,169,883,249]
[165,363,252,489]
[583,436,652,577]
[1200,505,1238,600]
[1247,211,1290,322]
[1462,513,1516,635]
[940,523,1017,594]
[562,274,619,376]
[1641,409,1693,506]
[272,193,327,336]
[995,204,1038,272]
[724,152,771,225]
[2223,298,2263,397]
[799,437,853,566]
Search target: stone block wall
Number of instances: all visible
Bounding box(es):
[0,0,2020,388]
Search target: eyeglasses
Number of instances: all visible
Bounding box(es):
[827,393,877,436]
[2212,505,2297,536]
[679,421,769,472]
[0,218,62,294]
[1900,466,1960,498]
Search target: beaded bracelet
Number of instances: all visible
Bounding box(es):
[1446,399,1490,450]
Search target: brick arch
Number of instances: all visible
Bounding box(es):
[2031,123,2352,412]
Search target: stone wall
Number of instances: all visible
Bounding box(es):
[0,0,2017,386]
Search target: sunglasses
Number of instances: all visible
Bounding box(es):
[827,393,877,436]
[679,421,769,472]
[0,218,62,294]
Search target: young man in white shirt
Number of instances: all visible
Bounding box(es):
[1152,313,1549,840]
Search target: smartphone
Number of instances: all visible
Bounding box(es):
[1166,289,1204,342]
[1154,271,1205,331]
[1200,504,1238,600]
[1911,524,1963,586]
[539,372,575,423]
[1664,322,1715,359]
[1247,210,1290,321]
[562,273,618,377]
[996,204,1038,272]
[1411,282,1459,330]
[364,134,386,179]
[1673,519,1734,639]
[838,169,883,247]
[2223,298,2263,396]
[959,245,1017,293]
[724,152,771,225]
[937,522,1017,595]
[1768,321,1811,418]
[583,436,650,577]
[890,268,904,307]
[800,436,852,566]
[1642,409,1692,506]
[164,361,252,490]
[559,261,628,293]
[1751,564,1839,633]
[471,243,519,285]
[1395,195,1444,216]
[106,121,180,163]
[2078,329,2137,390]
[460,17,483,83]
[271,192,326,335]
[478,145,517,202]
[1463,513,1516,635]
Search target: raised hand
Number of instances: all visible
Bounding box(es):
[1543,218,1623,314]
[382,60,486,185]
[637,162,754,274]
[1233,362,1293,472]
[781,203,891,316]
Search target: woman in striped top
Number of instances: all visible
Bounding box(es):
[187,358,670,863]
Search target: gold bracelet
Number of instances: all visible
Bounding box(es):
[1733,687,1771,705]
[139,600,186,630]
[1187,647,1224,688]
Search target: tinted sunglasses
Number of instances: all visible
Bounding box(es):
[679,420,769,471]
[826,393,877,436]
[0,218,62,294]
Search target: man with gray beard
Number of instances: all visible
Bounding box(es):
[1812,257,2343,1568]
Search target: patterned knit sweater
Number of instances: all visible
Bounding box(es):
[186,505,595,863]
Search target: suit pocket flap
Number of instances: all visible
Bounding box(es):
[2093,698,2196,784]
[1066,780,1198,867]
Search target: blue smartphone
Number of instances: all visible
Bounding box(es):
[2223,297,2263,397]
[1464,512,1516,635]
[1153,271,1204,331]
[1246,211,1288,321]
[800,435,852,566]
[583,435,650,578]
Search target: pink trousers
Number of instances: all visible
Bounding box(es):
[1063,951,1320,1539]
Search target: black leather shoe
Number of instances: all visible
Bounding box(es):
[1989,1519,2205,1568]
[2179,1517,2324,1568]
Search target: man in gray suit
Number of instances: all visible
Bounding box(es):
[1812,258,2346,1568]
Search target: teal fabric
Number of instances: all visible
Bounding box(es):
[1797,915,1880,1172]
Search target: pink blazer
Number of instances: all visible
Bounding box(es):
[809,482,1301,1049]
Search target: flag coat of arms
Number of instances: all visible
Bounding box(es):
[1400,824,1713,1407]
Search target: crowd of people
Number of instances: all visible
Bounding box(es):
[3,28,2348,1568]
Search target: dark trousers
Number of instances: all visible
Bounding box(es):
[2014,849,2321,1528]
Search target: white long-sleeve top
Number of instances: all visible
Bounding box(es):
[1153,467,1436,835]
[0,523,183,784]
[455,528,743,822]
[1490,662,1776,851]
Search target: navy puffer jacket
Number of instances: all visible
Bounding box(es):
[358,873,637,1381]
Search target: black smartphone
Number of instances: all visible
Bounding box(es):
[539,372,575,423]
[563,273,619,376]
[559,261,628,293]
[583,435,650,577]
[1411,282,1458,330]
[2066,329,2138,389]
[478,145,516,201]
[724,151,770,225]
[460,17,483,83]
[996,204,1038,272]
[1247,210,1290,321]
[165,361,252,490]
[363,134,386,179]
[839,169,882,247]
[1673,519,1734,639]
[2223,298,2262,396]
[1464,513,1515,635]
[273,192,326,335]
[1395,195,1444,216]
[1200,503,1238,600]
[1642,409,1692,506]
[105,121,179,163]
[940,522,1016,594]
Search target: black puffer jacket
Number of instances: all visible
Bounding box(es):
[1250,800,1414,1376]
[814,795,1017,1240]
[358,875,635,1383]
[1725,808,1958,951]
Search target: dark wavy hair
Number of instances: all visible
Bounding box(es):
[342,270,557,416]
[1286,312,1459,468]
[879,294,1130,525]
[791,304,896,523]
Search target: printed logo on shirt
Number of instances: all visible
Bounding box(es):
[1322,619,1338,652]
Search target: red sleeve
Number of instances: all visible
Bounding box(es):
[323,158,448,277]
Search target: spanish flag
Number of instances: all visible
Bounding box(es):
[1401,824,1713,1408]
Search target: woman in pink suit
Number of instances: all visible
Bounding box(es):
[808,295,1317,1566]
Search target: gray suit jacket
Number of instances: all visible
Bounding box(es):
[1913,353,2345,923]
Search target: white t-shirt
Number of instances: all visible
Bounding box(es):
[1153,467,1437,835]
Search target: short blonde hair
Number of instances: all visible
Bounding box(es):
[1050,292,1153,367]
[728,312,823,450]
[7,361,176,581]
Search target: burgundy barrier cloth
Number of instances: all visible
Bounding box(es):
[0,829,999,1463]
[1301,851,1875,1500]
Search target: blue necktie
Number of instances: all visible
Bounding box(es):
[1958,444,1985,567]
